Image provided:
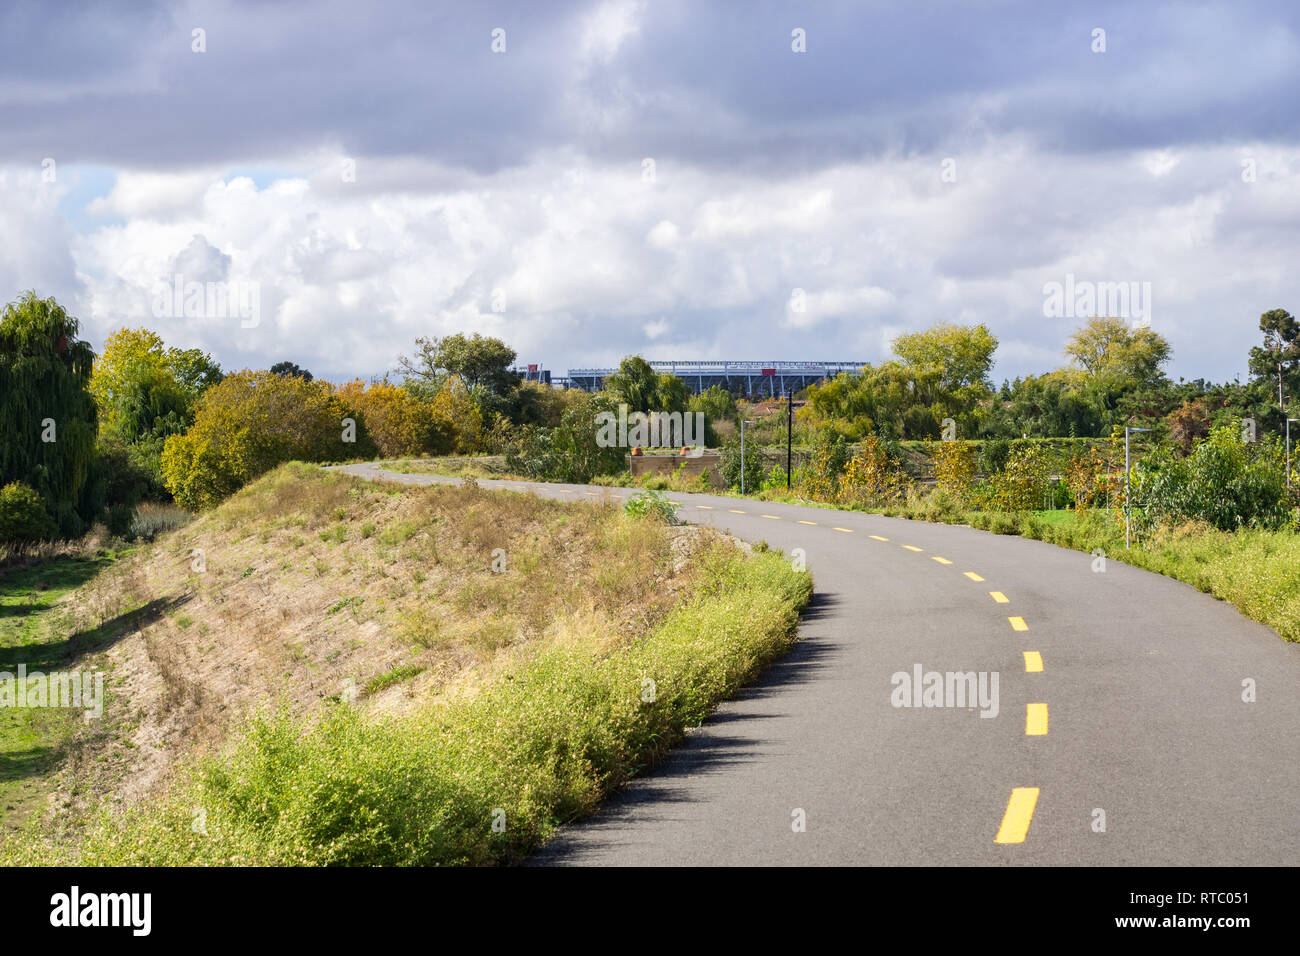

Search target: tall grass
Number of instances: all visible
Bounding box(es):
[7,546,810,866]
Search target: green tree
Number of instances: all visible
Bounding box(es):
[0,292,98,535]
[396,336,445,401]
[655,372,689,414]
[1004,369,1111,438]
[91,328,222,445]
[1065,316,1172,387]
[603,356,659,412]
[688,385,738,446]
[505,392,625,482]
[1247,308,1300,408]
[433,333,518,394]
[270,361,313,381]
[892,322,998,394]
[397,333,520,422]
[166,346,225,399]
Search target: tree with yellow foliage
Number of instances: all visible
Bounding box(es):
[161,371,373,509]
[336,380,454,458]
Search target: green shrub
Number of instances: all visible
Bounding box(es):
[837,436,911,507]
[978,438,1011,475]
[505,392,625,483]
[0,481,57,543]
[364,665,425,695]
[624,490,680,524]
[719,436,764,492]
[990,444,1051,510]
[800,433,850,502]
[1134,423,1292,532]
[933,440,978,501]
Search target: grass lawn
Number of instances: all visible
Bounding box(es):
[0,554,120,830]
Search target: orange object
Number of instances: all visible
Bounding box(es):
[631,446,643,456]
[679,446,689,456]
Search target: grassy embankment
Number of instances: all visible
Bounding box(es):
[1,463,811,865]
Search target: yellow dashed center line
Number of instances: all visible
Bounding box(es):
[868,534,889,541]
[964,572,984,582]
[994,788,1040,844]
[728,509,747,514]
[798,520,818,525]
[833,527,854,533]
[583,492,600,496]
[696,505,713,510]
[989,591,1009,603]
[1008,616,1028,631]
[1025,703,1049,735]
[761,514,781,520]
[902,545,923,552]
[931,556,952,565]
[1023,651,1043,672]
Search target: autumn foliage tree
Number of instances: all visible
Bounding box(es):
[337,380,454,458]
[161,371,375,509]
[837,436,910,507]
[429,380,485,453]
[932,439,978,502]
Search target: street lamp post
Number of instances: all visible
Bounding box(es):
[786,391,793,491]
[1125,427,1152,549]
[740,419,755,495]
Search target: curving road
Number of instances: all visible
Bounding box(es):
[335,463,1300,866]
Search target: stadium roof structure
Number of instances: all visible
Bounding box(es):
[565,360,867,396]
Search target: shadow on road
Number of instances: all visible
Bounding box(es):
[527,589,841,866]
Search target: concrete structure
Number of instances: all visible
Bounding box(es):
[512,365,552,385]
[566,360,865,397]
[627,452,725,488]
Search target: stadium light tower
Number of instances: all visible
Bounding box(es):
[1125,427,1152,549]
[741,419,755,495]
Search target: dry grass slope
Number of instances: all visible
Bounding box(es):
[27,462,723,825]
[1,462,812,866]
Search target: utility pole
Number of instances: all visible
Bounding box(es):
[740,419,755,495]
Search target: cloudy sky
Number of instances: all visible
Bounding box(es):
[2,0,1298,384]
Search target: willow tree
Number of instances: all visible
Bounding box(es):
[0,292,98,535]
